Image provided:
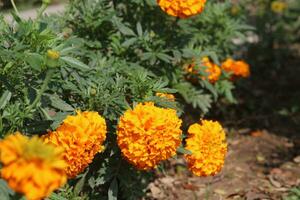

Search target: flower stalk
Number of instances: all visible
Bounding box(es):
[26,69,54,113]
[10,0,20,15]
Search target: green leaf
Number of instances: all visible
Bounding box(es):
[117,24,136,36]
[136,22,143,37]
[47,94,74,111]
[122,38,137,48]
[74,172,87,196]
[0,179,13,200]
[25,53,44,71]
[61,56,90,71]
[0,91,12,110]
[48,193,68,200]
[156,53,172,63]
[108,178,118,200]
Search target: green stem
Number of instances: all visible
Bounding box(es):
[36,3,49,20]
[26,69,54,113]
[10,0,20,15]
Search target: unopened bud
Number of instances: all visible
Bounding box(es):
[47,50,60,60]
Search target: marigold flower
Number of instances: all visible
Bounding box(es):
[157,0,206,18]
[221,58,250,78]
[201,57,221,83]
[117,102,182,170]
[0,132,67,200]
[271,1,287,14]
[184,57,221,83]
[156,92,175,101]
[184,120,227,176]
[43,111,107,178]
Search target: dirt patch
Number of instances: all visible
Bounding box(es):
[146,130,300,200]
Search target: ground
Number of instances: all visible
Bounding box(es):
[146,130,300,200]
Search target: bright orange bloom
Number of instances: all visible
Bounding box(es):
[156,92,175,101]
[201,57,222,83]
[184,57,221,83]
[43,111,107,178]
[185,120,227,176]
[221,58,250,78]
[0,132,66,200]
[157,0,206,18]
[117,102,182,170]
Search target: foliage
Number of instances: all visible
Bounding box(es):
[0,0,250,199]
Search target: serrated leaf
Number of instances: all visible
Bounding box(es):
[48,193,68,200]
[157,53,172,63]
[122,38,137,48]
[61,56,90,71]
[117,24,136,36]
[47,94,74,111]
[0,91,12,110]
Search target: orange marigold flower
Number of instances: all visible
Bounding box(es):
[156,92,175,101]
[221,58,250,78]
[0,132,67,200]
[157,0,206,18]
[117,102,182,170]
[184,120,227,176]
[201,57,222,83]
[184,57,221,83]
[43,111,107,178]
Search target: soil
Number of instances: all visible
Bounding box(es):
[146,129,300,200]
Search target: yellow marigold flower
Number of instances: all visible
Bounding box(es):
[271,1,287,14]
[0,132,67,200]
[43,111,107,178]
[221,58,250,78]
[117,102,182,170]
[156,92,175,101]
[47,50,60,60]
[157,0,207,18]
[185,120,227,176]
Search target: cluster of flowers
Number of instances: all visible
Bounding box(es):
[185,57,250,83]
[0,1,231,199]
[0,102,227,199]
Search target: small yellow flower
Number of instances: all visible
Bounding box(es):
[185,120,227,176]
[47,50,60,60]
[43,111,107,178]
[157,0,207,18]
[221,58,250,78]
[0,132,67,200]
[156,92,175,101]
[230,5,240,16]
[271,1,287,14]
[117,102,182,170]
